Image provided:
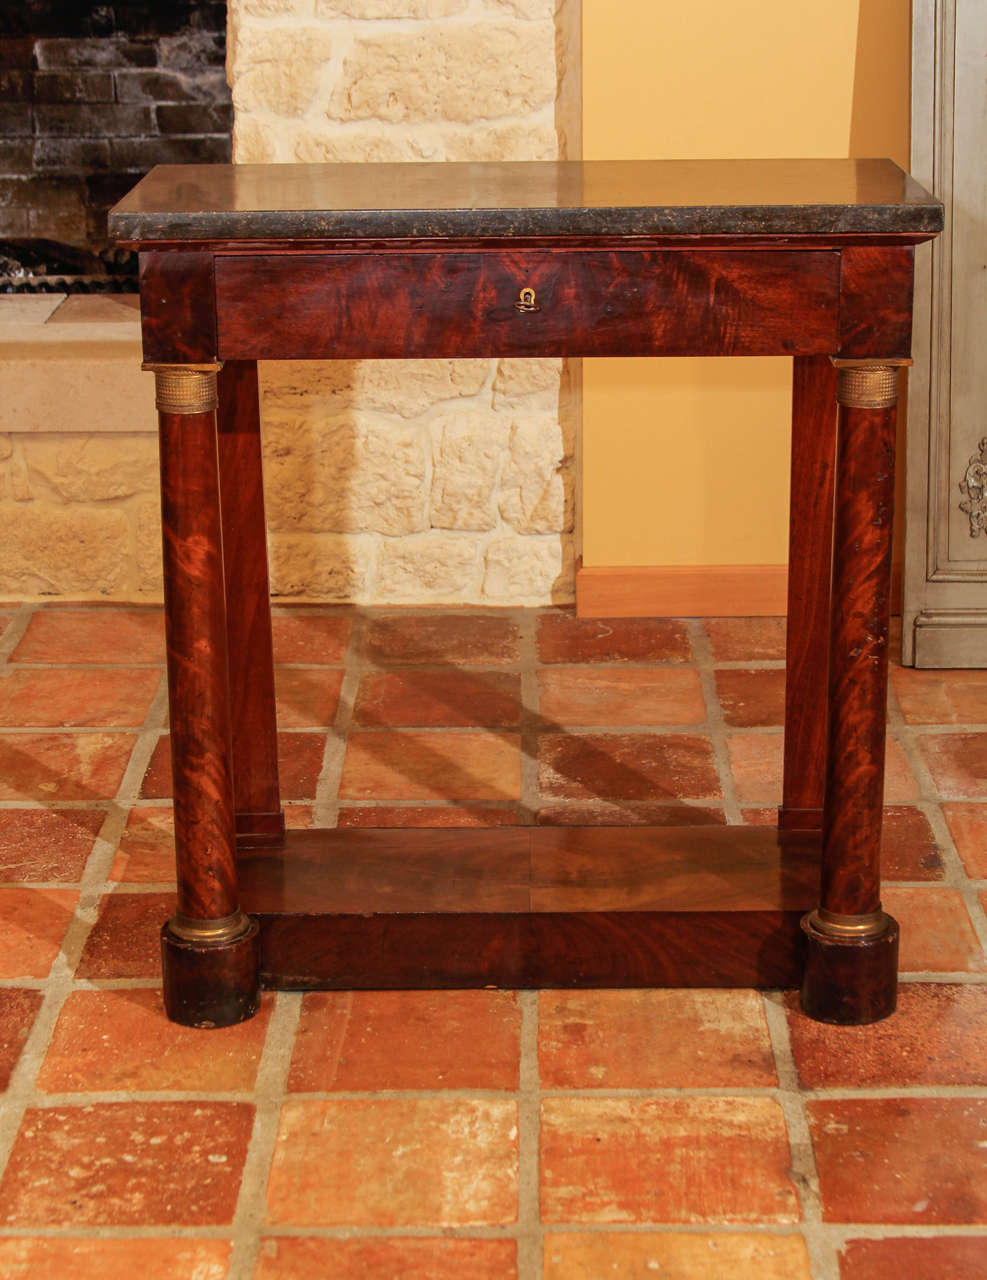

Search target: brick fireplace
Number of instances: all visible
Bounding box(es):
[0,1,232,289]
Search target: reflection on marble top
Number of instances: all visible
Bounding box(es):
[110,158,943,242]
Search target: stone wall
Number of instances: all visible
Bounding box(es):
[0,2,580,604]
[227,0,580,604]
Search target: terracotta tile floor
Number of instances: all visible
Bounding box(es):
[0,602,985,1279]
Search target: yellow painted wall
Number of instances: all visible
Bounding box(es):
[581,0,911,567]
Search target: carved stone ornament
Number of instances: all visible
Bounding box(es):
[959,437,987,538]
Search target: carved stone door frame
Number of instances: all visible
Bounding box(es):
[904,0,987,666]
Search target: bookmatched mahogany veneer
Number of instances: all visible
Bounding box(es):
[110,159,943,1028]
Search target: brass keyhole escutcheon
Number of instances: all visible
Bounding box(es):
[514,286,540,313]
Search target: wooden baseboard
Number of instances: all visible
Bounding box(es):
[576,561,789,617]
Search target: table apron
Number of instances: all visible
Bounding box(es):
[213,248,840,360]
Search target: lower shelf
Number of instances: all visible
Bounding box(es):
[236,824,820,991]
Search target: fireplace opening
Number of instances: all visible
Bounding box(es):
[0,2,231,293]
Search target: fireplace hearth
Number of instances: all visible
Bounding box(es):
[0,2,231,291]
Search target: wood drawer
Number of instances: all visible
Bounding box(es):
[214,248,839,360]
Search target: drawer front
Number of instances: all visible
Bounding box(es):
[215,249,839,361]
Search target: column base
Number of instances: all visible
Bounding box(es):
[236,810,286,849]
[161,915,260,1028]
[800,909,899,1024]
[778,806,823,832]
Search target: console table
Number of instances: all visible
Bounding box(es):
[109,159,942,1029]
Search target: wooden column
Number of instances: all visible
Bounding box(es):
[801,362,901,1024]
[217,360,284,847]
[781,354,837,831]
[152,364,260,1028]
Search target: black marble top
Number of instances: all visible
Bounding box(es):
[109,158,942,243]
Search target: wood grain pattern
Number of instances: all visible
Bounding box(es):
[158,407,238,921]
[215,249,840,360]
[821,402,897,914]
[140,251,217,364]
[216,361,283,846]
[781,356,838,832]
[838,245,914,357]
[235,825,817,991]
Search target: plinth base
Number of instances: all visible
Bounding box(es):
[161,917,261,1028]
[799,910,899,1024]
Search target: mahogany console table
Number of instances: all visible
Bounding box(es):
[110,159,942,1029]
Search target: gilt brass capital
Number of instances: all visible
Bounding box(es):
[835,364,899,410]
[144,363,221,415]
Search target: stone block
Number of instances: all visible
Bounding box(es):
[375,534,480,601]
[263,414,428,535]
[134,497,163,595]
[483,535,573,603]
[236,0,315,14]
[498,414,572,535]
[260,359,490,420]
[429,411,507,532]
[492,357,562,407]
[23,435,158,502]
[316,0,467,15]
[328,23,555,124]
[480,0,555,16]
[231,28,334,118]
[0,346,153,434]
[0,503,131,594]
[269,532,371,599]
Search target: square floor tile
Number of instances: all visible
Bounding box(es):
[75,891,175,980]
[0,1101,253,1226]
[537,667,705,726]
[266,1097,518,1227]
[704,617,786,661]
[0,733,136,802]
[880,805,945,880]
[537,802,725,826]
[883,886,986,973]
[109,807,175,883]
[917,733,987,799]
[272,612,350,663]
[365,614,520,666]
[288,990,520,1091]
[0,669,161,728]
[253,1238,516,1280]
[537,613,691,664]
[941,802,987,878]
[354,670,521,727]
[809,1097,987,1224]
[538,733,719,802]
[337,804,523,827]
[0,889,78,979]
[0,809,103,882]
[891,666,987,724]
[838,1237,987,1279]
[340,731,521,802]
[0,1240,232,1280]
[10,609,164,664]
[787,985,987,1087]
[540,1096,799,1224]
[37,989,273,1093]
[715,669,785,727]
[539,990,776,1089]
[543,1232,811,1279]
[274,667,343,728]
[0,990,43,1090]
